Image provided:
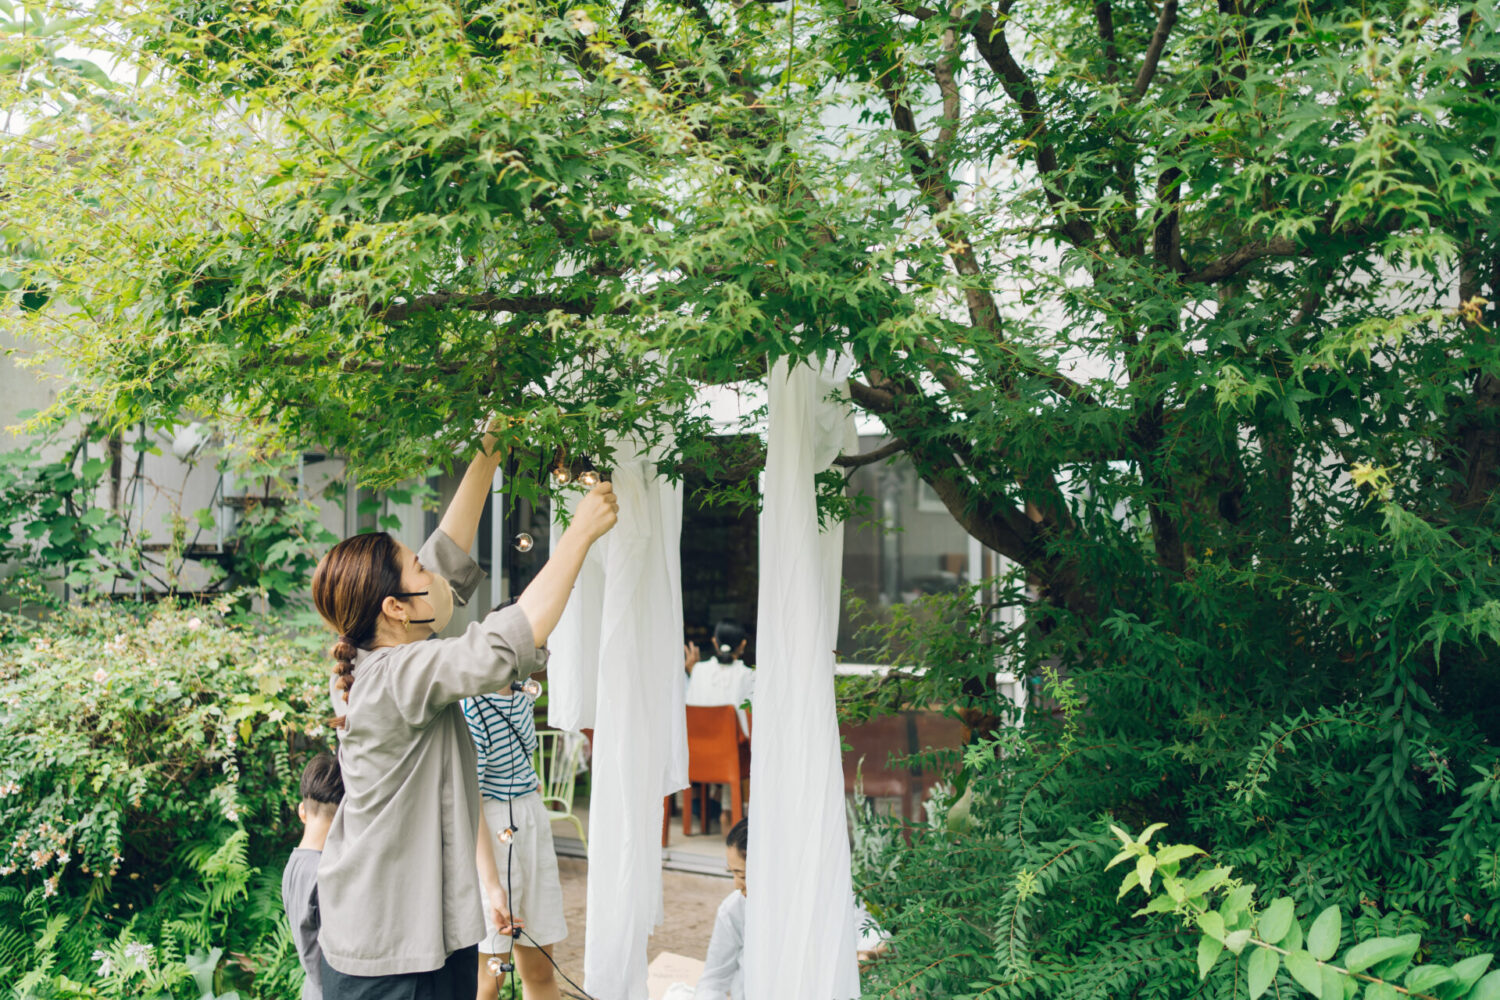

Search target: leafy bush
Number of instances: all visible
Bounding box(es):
[847,515,1500,999]
[0,425,135,593]
[1108,824,1500,1000]
[0,586,330,999]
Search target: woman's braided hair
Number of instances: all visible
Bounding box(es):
[312,532,404,710]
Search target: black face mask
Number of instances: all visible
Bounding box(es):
[392,573,454,630]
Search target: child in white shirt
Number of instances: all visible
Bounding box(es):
[691,817,890,1000]
[694,818,749,1000]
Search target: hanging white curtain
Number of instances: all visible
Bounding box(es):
[547,499,606,733]
[545,439,688,1000]
[745,357,861,1000]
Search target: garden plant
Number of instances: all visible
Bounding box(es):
[3,0,1500,995]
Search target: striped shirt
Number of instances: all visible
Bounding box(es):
[462,692,540,802]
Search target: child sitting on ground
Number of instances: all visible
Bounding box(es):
[691,817,889,1000]
[280,753,343,1000]
[694,818,749,1000]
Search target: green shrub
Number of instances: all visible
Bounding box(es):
[0,588,330,999]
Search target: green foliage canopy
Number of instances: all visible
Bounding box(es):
[5,0,1500,994]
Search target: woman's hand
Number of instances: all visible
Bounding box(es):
[517,480,620,647]
[684,641,700,675]
[569,482,619,542]
[487,884,523,936]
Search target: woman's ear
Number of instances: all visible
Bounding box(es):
[380,594,408,624]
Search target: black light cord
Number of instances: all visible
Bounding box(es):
[506,794,516,1000]
[517,926,595,1000]
[486,685,599,1000]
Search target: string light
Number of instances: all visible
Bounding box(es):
[498,824,518,845]
[578,469,601,487]
[510,677,543,700]
[487,956,514,976]
[550,466,572,487]
[512,532,534,553]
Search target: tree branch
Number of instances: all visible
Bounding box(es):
[1131,0,1178,101]
[283,289,604,322]
[869,53,1100,410]
[968,8,1095,247]
[1180,236,1298,284]
[849,379,898,413]
[934,28,962,149]
[833,438,909,468]
[1094,1,1121,82]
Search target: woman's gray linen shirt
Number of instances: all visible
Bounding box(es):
[316,530,544,976]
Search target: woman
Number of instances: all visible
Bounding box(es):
[311,431,617,999]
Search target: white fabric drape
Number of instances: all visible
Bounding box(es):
[547,499,605,732]
[545,440,689,1000]
[745,357,861,1000]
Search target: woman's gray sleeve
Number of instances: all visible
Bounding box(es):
[417,529,486,605]
[387,605,548,727]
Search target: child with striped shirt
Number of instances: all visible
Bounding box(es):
[464,690,567,1000]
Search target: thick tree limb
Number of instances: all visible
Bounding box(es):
[1181,236,1298,284]
[967,8,1095,247]
[1153,166,1186,274]
[934,28,962,149]
[833,438,909,468]
[849,379,898,413]
[1131,0,1178,100]
[871,56,1099,410]
[1094,1,1120,82]
[619,0,673,76]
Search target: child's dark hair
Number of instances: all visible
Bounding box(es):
[725,816,748,856]
[712,620,748,664]
[300,753,344,816]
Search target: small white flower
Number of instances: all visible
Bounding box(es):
[187,617,202,630]
[0,781,19,796]
[124,942,153,964]
[93,669,109,684]
[93,950,114,977]
[42,875,57,897]
[56,851,69,865]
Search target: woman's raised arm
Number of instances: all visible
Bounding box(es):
[437,428,503,553]
[516,482,617,647]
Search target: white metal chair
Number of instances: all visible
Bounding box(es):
[532,730,587,847]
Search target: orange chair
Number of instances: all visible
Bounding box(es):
[677,705,751,836]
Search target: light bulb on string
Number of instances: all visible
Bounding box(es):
[512,532,534,553]
[578,469,601,487]
[498,825,517,845]
[550,466,571,487]
[510,677,543,700]
[487,957,503,976]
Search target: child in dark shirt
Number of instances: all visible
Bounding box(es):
[280,753,343,1000]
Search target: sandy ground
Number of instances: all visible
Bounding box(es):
[545,856,730,990]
